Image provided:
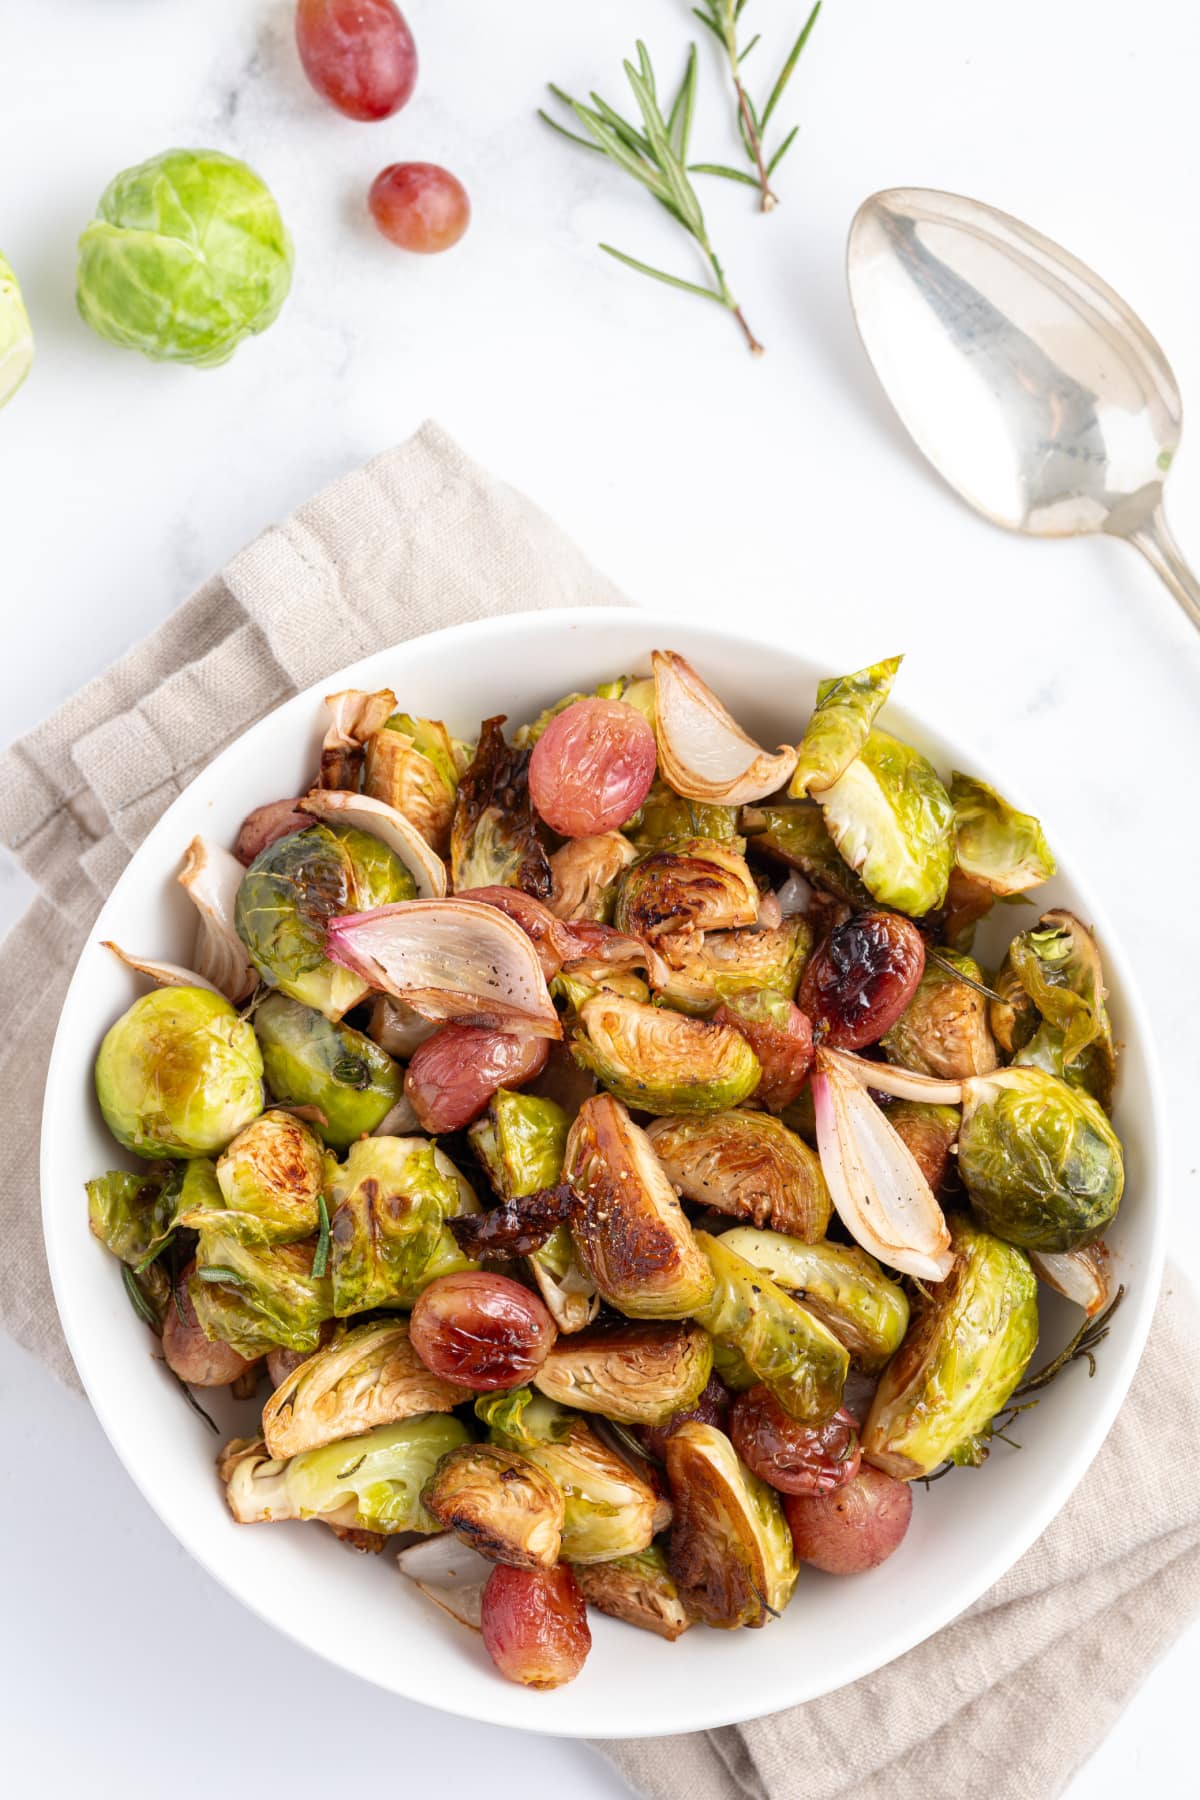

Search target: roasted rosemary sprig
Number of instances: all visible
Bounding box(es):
[540,41,763,355]
[691,0,822,212]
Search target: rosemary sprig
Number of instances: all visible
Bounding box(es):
[691,0,822,212]
[1014,1286,1126,1396]
[540,41,763,355]
[312,1193,331,1281]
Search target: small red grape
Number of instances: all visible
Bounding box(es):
[481,1563,591,1688]
[369,163,471,254]
[295,0,418,122]
[404,1024,548,1133]
[785,1464,912,1573]
[798,911,926,1050]
[529,698,657,838]
[409,1272,557,1390]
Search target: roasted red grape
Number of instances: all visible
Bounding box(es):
[730,1387,861,1496]
[233,798,309,866]
[785,1463,912,1573]
[404,1024,548,1132]
[165,1266,257,1388]
[295,0,417,121]
[481,1563,591,1688]
[797,910,925,1049]
[635,1371,731,1463]
[529,698,657,838]
[410,1271,557,1390]
[369,163,470,254]
[714,991,813,1112]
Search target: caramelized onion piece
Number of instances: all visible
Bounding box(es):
[652,650,798,804]
[178,836,257,1002]
[299,788,447,898]
[1030,1241,1112,1316]
[320,687,397,790]
[100,941,222,996]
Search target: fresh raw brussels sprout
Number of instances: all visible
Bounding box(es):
[882,949,998,1079]
[626,780,742,852]
[76,149,292,367]
[261,1319,471,1459]
[86,1163,181,1269]
[646,1110,832,1243]
[715,1228,910,1371]
[862,1217,1038,1478]
[422,1443,565,1569]
[225,1415,471,1533]
[548,832,638,922]
[190,1229,333,1357]
[326,1137,478,1315]
[694,1230,849,1422]
[95,986,263,1158]
[817,728,954,917]
[364,713,463,856]
[790,656,903,797]
[211,1109,325,1243]
[571,993,761,1115]
[740,803,873,908]
[885,1101,962,1193]
[573,1545,692,1640]
[565,1095,716,1318]
[0,250,33,409]
[254,993,403,1147]
[957,1066,1123,1251]
[949,773,1055,895]
[652,916,811,1015]
[666,1422,797,1627]
[533,1320,713,1424]
[451,716,551,896]
[235,824,417,1019]
[1000,911,1116,1112]
[478,1388,660,1563]
[613,838,759,940]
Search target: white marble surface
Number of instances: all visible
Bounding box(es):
[2,0,1198,1790]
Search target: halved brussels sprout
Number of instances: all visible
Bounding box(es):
[95,986,264,1159]
[882,950,998,1079]
[478,1388,660,1563]
[1001,911,1116,1112]
[565,1094,715,1318]
[204,1109,325,1243]
[451,716,551,897]
[87,1163,181,1269]
[694,1230,848,1421]
[364,713,463,856]
[666,1422,797,1628]
[571,993,761,1115]
[548,833,638,922]
[327,1137,478,1315]
[422,1443,565,1569]
[646,1111,832,1243]
[790,656,903,797]
[715,1228,909,1371]
[817,729,954,917]
[533,1320,713,1424]
[740,803,873,908]
[261,1319,471,1459]
[885,1101,961,1193]
[626,780,742,852]
[235,824,417,1019]
[651,916,811,1015]
[254,993,403,1148]
[573,1545,692,1640]
[863,1217,1038,1478]
[225,1414,472,1533]
[957,1066,1123,1251]
[613,838,759,940]
[190,1229,333,1357]
[949,773,1055,895]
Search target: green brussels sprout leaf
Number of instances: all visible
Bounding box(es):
[949,773,1056,896]
[817,728,954,917]
[327,1137,478,1315]
[789,655,903,797]
[254,992,402,1147]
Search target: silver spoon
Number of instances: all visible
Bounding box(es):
[846,187,1200,633]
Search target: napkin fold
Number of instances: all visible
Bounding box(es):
[1,424,1195,1800]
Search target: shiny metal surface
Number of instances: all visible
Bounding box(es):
[847,186,1200,632]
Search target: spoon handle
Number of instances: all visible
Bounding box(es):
[1126,503,1200,634]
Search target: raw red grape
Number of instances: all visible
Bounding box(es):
[410,1271,557,1390]
[798,911,925,1049]
[529,698,657,838]
[404,1024,548,1132]
[785,1463,912,1573]
[369,163,470,253]
[729,1387,861,1496]
[481,1563,591,1688]
[295,0,417,121]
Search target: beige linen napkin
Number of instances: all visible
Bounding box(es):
[1,423,1195,1797]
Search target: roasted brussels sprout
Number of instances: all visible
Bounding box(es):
[863,1217,1039,1479]
[261,1319,471,1459]
[949,773,1055,895]
[224,1414,471,1532]
[790,656,903,797]
[1000,911,1116,1112]
[423,1443,565,1568]
[573,1545,692,1640]
[571,993,761,1115]
[626,780,742,852]
[613,838,759,940]
[565,1094,716,1318]
[885,1101,962,1193]
[694,1230,849,1421]
[364,713,463,856]
[958,1066,1123,1251]
[95,986,263,1159]
[87,1162,181,1270]
[666,1422,797,1628]
[451,716,551,897]
[209,1109,325,1243]
[651,916,811,1015]
[533,1320,713,1424]
[646,1111,832,1242]
[740,803,873,908]
[478,1388,660,1563]
[235,824,417,1019]
[882,950,998,1079]
[816,729,954,917]
[190,1227,333,1357]
[254,993,403,1147]
[326,1137,478,1315]
[715,1228,909,1371]
[548,832,638,922]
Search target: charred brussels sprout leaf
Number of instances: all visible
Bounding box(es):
[95,986,263,1159]
[863,1217,1038,1478]
[646,1111,832,1243]
[261,1318,471,1459]
[451,716,551,898]
[817,729,954,917]
[254,992,403,1147]
[422,1442,565,1568]
[364,713,463,856]
[533,1320,713,1424]
[191,1230,333,1357]
[209,1109,325,1243]
[87,1163,182,1269]
[666,1422,797,1628]
[790,656,903,797]
[549,832,638,922]
[882,950,998,1080]
[626,780,742,852]
[949,773,1055,896]
[225,1415,471,1533]
[327,1137,478,1315]
[614,838,759,941]
[715,1228,909,1371]
[694,1230,849,1422]
[652,916,811,1015]
[235,824,416,1019]
[958,1067,1123,1252]
[573,1544,692,1640]
[571,993,760,1115]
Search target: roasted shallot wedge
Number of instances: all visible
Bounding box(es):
[178,836,257,1002]
[462,884,670,989]
[820,1046,964,1105]
[397,1534,492,1631]
[320,687,397,790]
[100,940,223,996]
[298,788,447,898]
[651,650,798,805]
[1030,1241,1113,1316]
[326,897,562,1039]
[812,1048,954,1282]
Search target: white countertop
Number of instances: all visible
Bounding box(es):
[2,0,1198,1790]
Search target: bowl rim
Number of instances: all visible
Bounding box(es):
[41,605,1168,1737]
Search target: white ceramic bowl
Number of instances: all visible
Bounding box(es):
[42,608,1165,1738]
